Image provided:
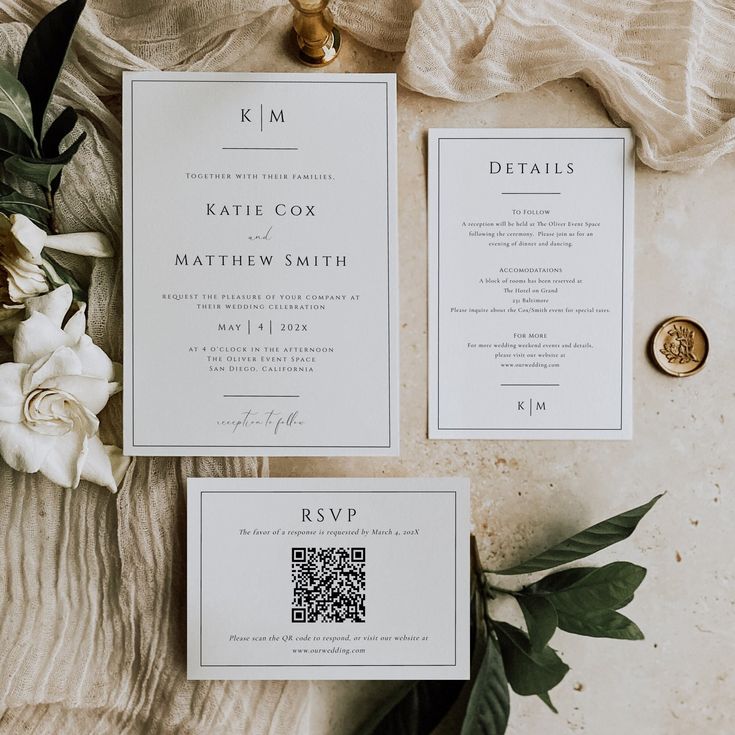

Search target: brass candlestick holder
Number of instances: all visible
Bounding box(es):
[290,0,341,67]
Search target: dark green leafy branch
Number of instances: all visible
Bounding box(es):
[0,0,87,233]
[360,494,662,735]
[492,494,662,575]
[0,181,49,228]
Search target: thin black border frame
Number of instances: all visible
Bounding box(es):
[435,135,628,432]
[128,78,395,450]
[198,490,458,669]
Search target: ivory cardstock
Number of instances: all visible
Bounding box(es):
[123,72,398,456]
[187,477,470,680]
[429,128,634,440]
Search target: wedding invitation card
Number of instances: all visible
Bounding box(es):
[187,477,469,680]
[122,73,398,456]
[429,129,634,439]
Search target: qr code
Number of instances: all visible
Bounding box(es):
[291,547,366,623]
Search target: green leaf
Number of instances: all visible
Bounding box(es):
[0,114,34,161]
[529,567,636,611]
[358,541,488,735]
[0,182,14,196]
[45,130,86,165]
[355,680,466,735]
[556,608,644,641]
[0,68,36,144]
[4,131,85,190]
[0,182,50,230]
[461,640,510,735]
[542,562,646,613]
[515,595,557,653]
[4,154,64,189]
[494,622,569,697]
[527,563,647,640]
[40,252,86,302]
[41,106,79,193]
[537,691,558,714]
[470,592,486,661]
[18,0,86,140]
[41,105,77,156]
[527,567,596,594]
[493,495,662,575]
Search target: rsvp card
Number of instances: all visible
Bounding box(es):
[429,129,634,439]
[123,73,398,456]
[187,478,470,680]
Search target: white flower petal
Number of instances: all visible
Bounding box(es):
[13,312,72,365]
[71,335,115,381]
[24,347,83,392]
[0,421,55,473]
[38,428,87,489]
[24,284,73,327]
[0,362,26,423]
[3,256,49,302]
[0,268,120,493]
[108,363,122,397]
[41,375,112,415]
[80,435,117,493]
[104,444,130,490]
[45,231,114,258]
[63,304,87,342]
[9,214,47,264]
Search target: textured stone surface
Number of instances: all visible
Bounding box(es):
[233,27,735,735]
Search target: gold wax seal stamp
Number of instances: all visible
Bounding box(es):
[650,316,709,377]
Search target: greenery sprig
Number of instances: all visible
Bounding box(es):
[0,0,86,235]
[360,494,662,734]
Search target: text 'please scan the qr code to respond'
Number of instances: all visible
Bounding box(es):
[291,547,366,623]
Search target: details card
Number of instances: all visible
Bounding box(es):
[187,477,470,680]
[123,72,398,456]
[429,128,634,439]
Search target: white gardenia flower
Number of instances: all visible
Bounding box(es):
[0,284,127,493]
[0,214,48,333]
[0,213,114,335]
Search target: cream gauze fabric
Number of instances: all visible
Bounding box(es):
[0,0,733,733]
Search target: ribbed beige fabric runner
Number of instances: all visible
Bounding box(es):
[1,1,734,733]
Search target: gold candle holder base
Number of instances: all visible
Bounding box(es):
[290,1,341,67]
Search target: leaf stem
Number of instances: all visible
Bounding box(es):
[484,580,518,597]
[44,189,58,233]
